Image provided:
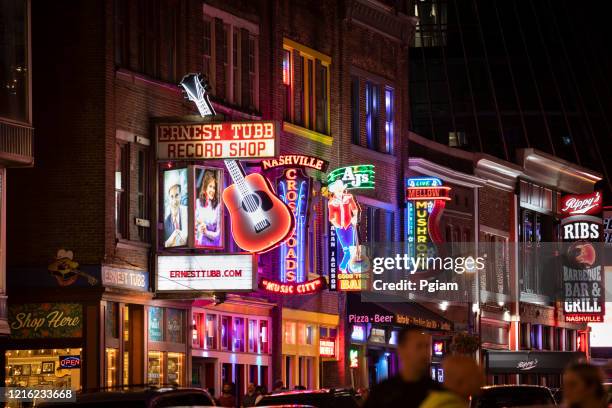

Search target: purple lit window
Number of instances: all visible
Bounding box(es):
[233,317,245,352]
[221,316,230,350]
[248,319,257,353]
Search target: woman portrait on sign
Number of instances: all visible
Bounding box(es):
[195,168,223,248]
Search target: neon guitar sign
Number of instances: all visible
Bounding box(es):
[179,73,294,253]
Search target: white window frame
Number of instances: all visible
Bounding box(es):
[203,4,259,110]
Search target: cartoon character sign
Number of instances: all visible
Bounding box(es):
[328,179,360,273]
[327,179,370,291]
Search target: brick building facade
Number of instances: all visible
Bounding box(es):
[2,0,416,396]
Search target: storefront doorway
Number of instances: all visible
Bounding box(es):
[192,357,215,391]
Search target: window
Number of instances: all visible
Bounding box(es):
[203,17,212,79]
[115,143,129,238]
[282,49,292,120]
[366,206,382,242]
[351,76,360,144]
[115,0,181,82]
[284,321,296,345]
[205,314,217,350]
[233,317,245,352]
[305,325,314,345]
[204,6,259,110]
[283,39,331,135]
[412,0,448,48]
[137,149,149,241]
[366,82,380,151]
[114,0,129,67]
[520,209,553,294]
[260,320,269,353]
[385,88,394,153]
[221,316,230,350]
[482,233,509,295]
[0,0,29,123]
[248,319,257,353]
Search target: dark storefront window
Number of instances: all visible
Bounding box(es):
[115,143,129,238]
[137,149,150,241]
[351,76,360,144]
[166,308,185,343]
[0,0,29,123]
[520,208,554,296]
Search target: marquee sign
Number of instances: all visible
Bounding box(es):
[261,155,329,172]
[156,254,257,292]
[259,276,326,295]
[561,191,604,323]
[405,177,450,267]
[327,165,375,190]
[156,121,278,160]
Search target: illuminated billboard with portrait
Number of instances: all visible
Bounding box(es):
[163,168,189,248]
[194,166,224,249]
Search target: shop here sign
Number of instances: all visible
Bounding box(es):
[9,303,83,339]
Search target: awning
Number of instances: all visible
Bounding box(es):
[347,294,453,331]
[485,351,585,374]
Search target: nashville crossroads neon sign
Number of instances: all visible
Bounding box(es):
[278,168,310,283]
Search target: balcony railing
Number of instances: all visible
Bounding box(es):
[0,118,34,165]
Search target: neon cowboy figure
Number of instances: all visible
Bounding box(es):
[328,179,361,273]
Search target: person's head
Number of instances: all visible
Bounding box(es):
[247,382,255,395]
[563,362,606,408]
[273,379,284,390]
[168,184,181,213]
[329,180,347,198]
[397,327,432,380]
[222,382,233,395]
[200,170,218,207]
[441,355,484,401]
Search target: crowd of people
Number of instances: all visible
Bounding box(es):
[364,327,609,408]
[212,326,609,408]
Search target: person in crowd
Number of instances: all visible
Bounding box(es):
[254,385,268,406]
[294,385,306,390]
[195,169,222,247]
[420,355,484,408]
[563,362,608,408]
[218,382,236,407]
[364,327,440,408]
[242,382,257,407]
[272,379,285,393]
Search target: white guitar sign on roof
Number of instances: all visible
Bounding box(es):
[179,73,216,117]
